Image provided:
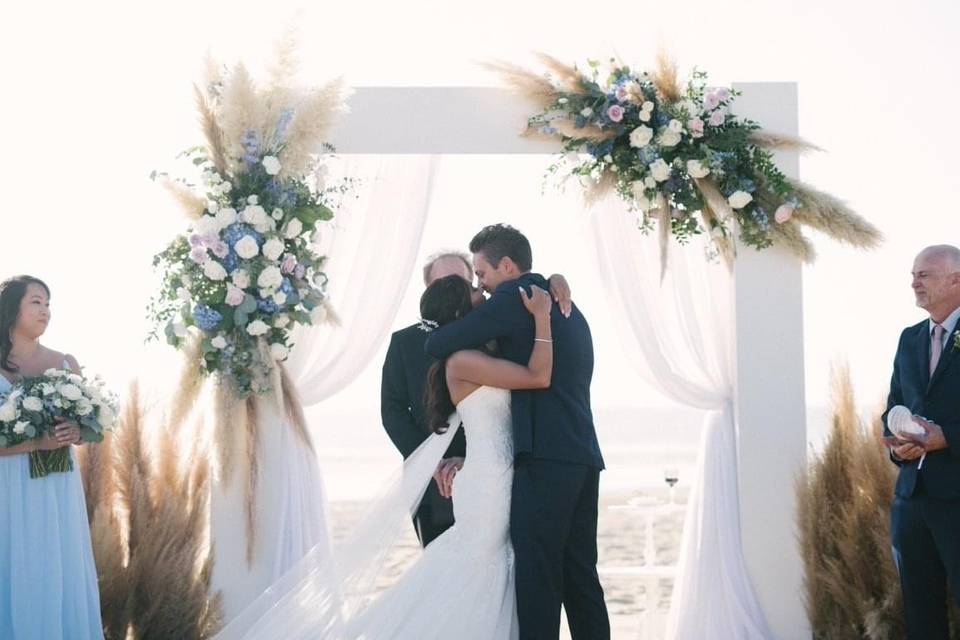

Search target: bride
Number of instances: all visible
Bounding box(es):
[216,274,554,639]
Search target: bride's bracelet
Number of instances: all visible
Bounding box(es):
[535,338,553,343]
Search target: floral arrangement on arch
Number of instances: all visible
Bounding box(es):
[148,52,350,398]
[492,53,882,273]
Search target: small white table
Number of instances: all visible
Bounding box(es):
[601,497,686,640]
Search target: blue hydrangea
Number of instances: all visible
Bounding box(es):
[638,147,659,164]
[222,251,239,273]
[739,178,756,193]
[223,223,263,248]
[280,278,295,295]
[192,304,223,331]
[655,111,671,127]
[257,297,279,314]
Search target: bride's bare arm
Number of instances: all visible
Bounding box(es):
[447,286,553,390]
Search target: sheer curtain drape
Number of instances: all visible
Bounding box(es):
[587,198,772,639]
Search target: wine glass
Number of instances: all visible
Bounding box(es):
[664,465,679,504]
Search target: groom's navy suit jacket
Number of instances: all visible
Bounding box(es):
[426,273,604,469]
[884,318,960,499]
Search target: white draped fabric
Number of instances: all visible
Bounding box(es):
[212,154,439,623]
[287,154,440,406]
[587,199,772,639]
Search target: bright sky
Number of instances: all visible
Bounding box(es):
[2,0,958,432]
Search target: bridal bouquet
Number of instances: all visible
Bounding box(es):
[497,53,881,272]
[148,57,350,397]
[0,369,118,478]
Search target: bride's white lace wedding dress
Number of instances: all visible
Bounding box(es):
[345,385,517,639]
[215,385,518,640]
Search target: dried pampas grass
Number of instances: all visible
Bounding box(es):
[194,84,228,175]
[769,222,816,263]
[652,49,681,103]
[748,130,823,154]
[159,177,207,220]
[278,77,350,179]
[790,180,884,251]
[533,51,585,93]
[80,381,221,639]
[548,117,616,142]
[483,60,558,110]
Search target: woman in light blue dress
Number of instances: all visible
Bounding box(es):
[0,275,104,639]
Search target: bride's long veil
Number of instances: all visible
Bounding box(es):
[214,415,461,640]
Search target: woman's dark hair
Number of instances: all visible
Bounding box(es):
[422,275,475,434]
[0,275,50,373]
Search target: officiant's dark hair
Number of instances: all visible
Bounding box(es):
[469,224,532,272]
[421,275,475,434]
[0,275,51,372]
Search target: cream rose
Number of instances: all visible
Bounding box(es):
[728,191,753,209]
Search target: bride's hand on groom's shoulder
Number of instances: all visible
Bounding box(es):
[434,457,465,498]
[547,274,572,318]
[520,286,553,318]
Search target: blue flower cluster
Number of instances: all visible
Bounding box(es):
[242,129,260,165]
[223,223,263,248]
[192,304,223,331]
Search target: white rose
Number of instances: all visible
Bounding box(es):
[234,235,260,260]
[225,284,245,306]
[211,335,227,349]
[195,215,219,236]
[13,420,29,435]
[644,176,657,189]
[98,405,116,429]
[247,195,259,205]
[273,314,290,328]
[271,208,284,221]
[215,207,237,229]
[59,383,83,401]
[41,383,55,396]
[262,238,284,261]
[257,265,283,289]
[283,218,303,239]
[580,107,593,117]
[262,156,282,175]
[67,373,82,385]
[270,343,289,361]
[173,322,188,338]
[728,190,753,209]
[176,287,191,302]
[642,101,654,112]
[272,291,287,305]
[658,129,682,147]
[203,260,228,281]
[628,126,654,148]
[638,110,651,122]
[242,204,268,226]
[246,320,270,336]
[221,181,232,193]
[231,269,250,289]
[76,400,94,416]
[686,159,710,179]
[0,401,18,422]
[206,200,220,213]
[649,158,672,182]
[22,396,43,412]
[668,119,683,133]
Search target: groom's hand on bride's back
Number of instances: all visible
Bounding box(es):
[433,457,465,498]
[547,273,572,318]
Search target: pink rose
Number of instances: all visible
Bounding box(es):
[715,87,731,101]
[225,285,245,306]
[189,247,209,264]
[281,254,298,274]
[704,92,720,111]
[614,86,629,102]
[189,234,203,246]
[211,241,229,259]
[774,204,794,224]
[607,105,625,123]
[709,109,726,127]
[687,117,704,137]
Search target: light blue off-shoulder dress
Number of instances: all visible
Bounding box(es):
[0,372,104,639]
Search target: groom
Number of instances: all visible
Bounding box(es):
[426,224,610,639]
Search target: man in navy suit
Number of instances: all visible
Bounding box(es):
[427,225,609,639]
[883,244,960,639]
[382,251,571,547]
